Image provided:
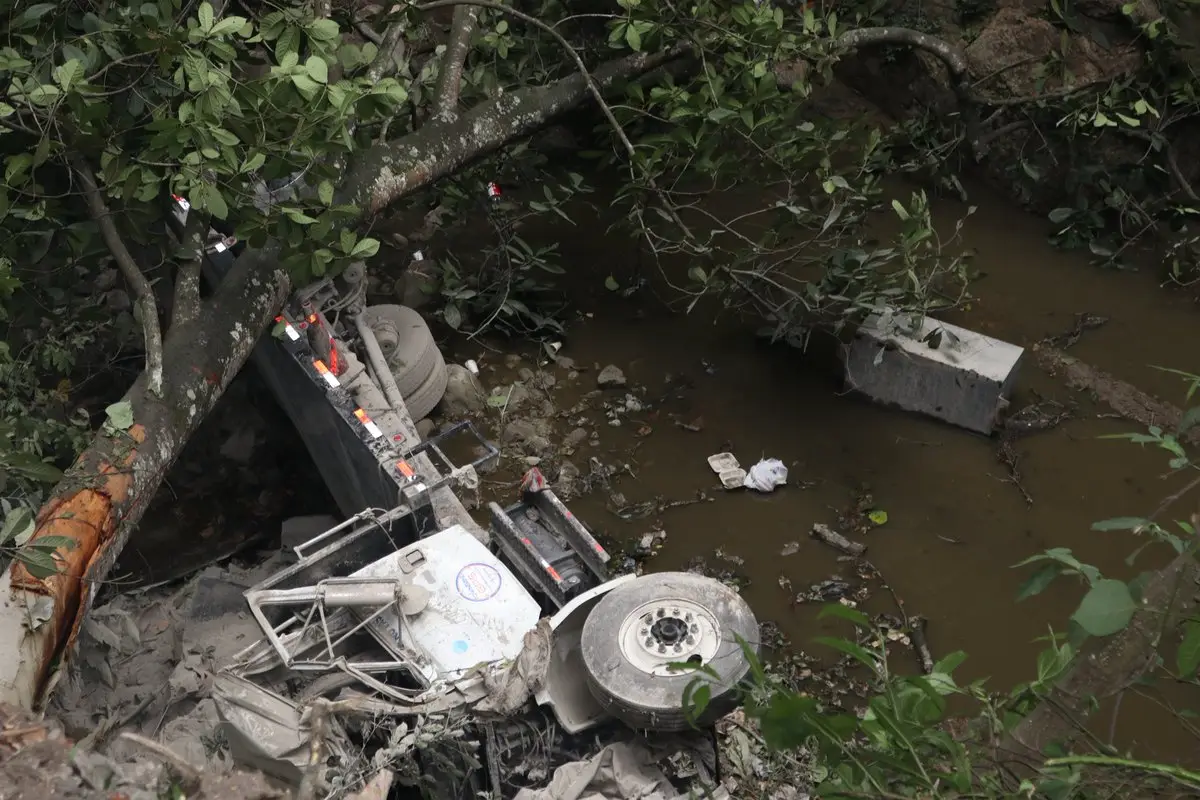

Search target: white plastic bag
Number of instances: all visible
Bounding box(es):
[743,459,788,492]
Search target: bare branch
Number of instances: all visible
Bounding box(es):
[346,46,684,215]
[170,210,210,328]
[431,4,479,123]
[73,158,165,398]
[368,23,408,83]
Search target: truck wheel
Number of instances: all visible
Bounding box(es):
[579,571,759,731]
[403,357,449,421]
[361,304,442,397]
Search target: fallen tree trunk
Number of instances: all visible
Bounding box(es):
[0,248,290,709]
[0,47,680,710]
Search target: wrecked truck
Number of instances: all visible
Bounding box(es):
[167,198,762,796]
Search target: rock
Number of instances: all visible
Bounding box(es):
[416,418,436,439]
[525,456,542,466]
[518,367,535,381]
[493,383,532,410]
[597,365,626,388]
[504,354,523,368]
[501,418,553,453]
[565,427,588,447]
[636,530,667,555]
[555,355,576,370]
[442,364,487,415]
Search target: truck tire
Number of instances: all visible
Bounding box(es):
[361,304,442,397]
[580,572,759,732]
[403,357,449,421]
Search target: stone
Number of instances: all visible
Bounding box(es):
[565,427,588,447]
[597,365,626,388]
[416,418,436,439]
[441,364,487,415]
[842,311,1023,435]
[502,418,553,453]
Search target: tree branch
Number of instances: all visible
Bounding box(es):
[431,4,479,123]
[345,46,684,215]
[73,158,165,398]
[367,23,407,84]
[170,209,210,328]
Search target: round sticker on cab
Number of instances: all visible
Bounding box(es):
[456,562,502,602]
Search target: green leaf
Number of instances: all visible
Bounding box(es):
[350,237,379,258]
[625,23,642,51]
[1091,517,1149,532]
[1048,207,1074,224]
[1177,406,1200,436]
[29,535,78,552]
[444,305,463,330]
[291,73,320,96]
[1017,563,1060,601]
[0,507,34,546]
[339,228,356,254]
[891,199,910,220]
[308,19,340,41]
[285,209,317,225]
[1178,621,1200,677]
[240,152,266,173]
[317,180,334,207]
[27,84,62,107]
[104,400,134,430]
[53,59,83,91]
[813,636,878,669]
[201,184,229,220]
[1072,579,1137,637]
[209,16,248,37]
[817,603,872,628]
[604,276,619,291]
[15,548,60,580]
[683,680,711,724]
[305,56,329,84]
[1,452,63,483]
[198,1,214,31]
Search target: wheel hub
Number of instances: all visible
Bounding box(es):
[617,599,721,677]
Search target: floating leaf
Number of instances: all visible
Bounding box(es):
[867,509,888,526]
[604,276,619,291]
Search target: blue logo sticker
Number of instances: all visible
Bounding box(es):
[453,640,469,654]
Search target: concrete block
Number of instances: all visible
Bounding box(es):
[842,311,1023,435]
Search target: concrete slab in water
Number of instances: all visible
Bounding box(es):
[842,311,1024,435]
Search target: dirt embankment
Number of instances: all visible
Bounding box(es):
[835,0,1200,211]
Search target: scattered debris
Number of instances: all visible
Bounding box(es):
[743,459,788,493]
[810,523,867,557]
[843,310,1024,435]
[597,365,627,388]
[1043,312,1108,350]
[780,542,800,557]
[707,452,746,490]
[910,615,935,675]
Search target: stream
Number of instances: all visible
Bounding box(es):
[442,178,1200,761]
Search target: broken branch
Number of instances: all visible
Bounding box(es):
[431,4,479,123]
[170,209,209,328]
[73,158,165,397]
[810,523,867,557]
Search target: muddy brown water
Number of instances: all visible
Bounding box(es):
[444,179,1200,761]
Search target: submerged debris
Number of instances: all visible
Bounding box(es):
[810,523,867,557]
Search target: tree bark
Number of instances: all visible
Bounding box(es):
[0,247,289,709]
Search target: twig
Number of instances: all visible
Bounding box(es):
[909,615,934,675]
[431,4,479,123]
[73,158,165,397]
[810,523,867,557]
[117,732,202,792]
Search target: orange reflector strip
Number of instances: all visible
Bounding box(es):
[396,461,415,478]
[312,359,339,387]
[354,408,383,438]
[522,537,564,583]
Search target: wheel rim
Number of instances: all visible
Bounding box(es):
[616,598,721,677]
